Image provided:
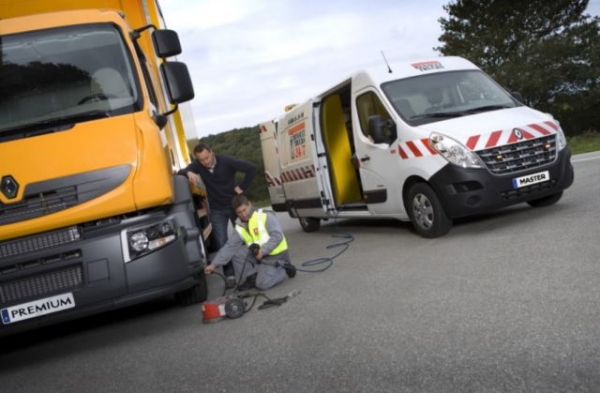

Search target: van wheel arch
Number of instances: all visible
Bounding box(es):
[405,181,452,238]
[299,217,321,232]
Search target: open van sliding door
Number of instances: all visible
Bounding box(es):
[278,101,333,218]
[259,120,286,211]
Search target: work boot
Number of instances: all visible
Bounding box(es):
[237,273,257,291]
[284,262,296,278]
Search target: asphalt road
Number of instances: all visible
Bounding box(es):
[1,152,599,393]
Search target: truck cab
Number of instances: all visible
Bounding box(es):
[0,1,209,335]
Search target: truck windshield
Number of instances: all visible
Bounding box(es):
[0,23,141,135]
[381,70,519,126]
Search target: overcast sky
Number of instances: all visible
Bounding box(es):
[159,0,600,140]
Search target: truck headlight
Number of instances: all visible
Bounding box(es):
[122,219,179,262]
[430,133,483,168]
[130,232,150,252]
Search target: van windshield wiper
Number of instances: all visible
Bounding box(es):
[460,104,513,114]
[410,111,465,120]
[0,111,109,142]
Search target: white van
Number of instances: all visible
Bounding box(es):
[259,57,574,238]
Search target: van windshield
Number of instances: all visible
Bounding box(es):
[381,70,519,126]
[0,23,141,137]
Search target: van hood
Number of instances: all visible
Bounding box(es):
[417,107,560,151]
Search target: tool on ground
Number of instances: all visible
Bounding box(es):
[201,290,301,323]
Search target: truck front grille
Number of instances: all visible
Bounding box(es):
[0,187,78,225]
[477,135,557,175]
[0,227,81,259]
[0,165,131,226]
[0,265,83,304]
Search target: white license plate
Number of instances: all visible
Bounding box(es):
[1,293,75,325]
[512,170,550,189]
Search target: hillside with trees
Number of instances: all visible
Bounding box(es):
[186,126,270,203]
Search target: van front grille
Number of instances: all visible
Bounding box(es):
[477,135,556,175]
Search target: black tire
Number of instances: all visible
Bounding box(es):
[526,191,563,207]
[299,217,320,232]
[407,182,452,238]
[175,273,208,306]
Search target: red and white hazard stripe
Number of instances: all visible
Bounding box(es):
[281,165,315,182]
[265,171,282,187]
[395,121,558,160]
[266,165,316,187]
[465,121,557,151]
[396,138,437,160]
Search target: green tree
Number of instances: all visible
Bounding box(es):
[436,0,600,135]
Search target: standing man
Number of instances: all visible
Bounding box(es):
[204,194,295,291]
[180,142,256,285]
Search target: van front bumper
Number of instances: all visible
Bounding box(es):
[428,147,574,219]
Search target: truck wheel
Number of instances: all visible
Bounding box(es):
[407,182,452,238]
[175,273,208,306]
[299,217,320,232]
[527,191,563,207]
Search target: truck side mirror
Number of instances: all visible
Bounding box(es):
[160,62,195,104]
[152,30,182,58]
[368,115,396,144]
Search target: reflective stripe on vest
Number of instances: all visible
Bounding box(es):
[235,209,288,255]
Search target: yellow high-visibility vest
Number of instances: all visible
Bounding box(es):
[235,209,288,255]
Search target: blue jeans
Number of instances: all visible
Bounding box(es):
[209,208,238,277]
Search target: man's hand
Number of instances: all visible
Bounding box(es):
[187,171,201,185]
[204,264,216,275]
[234,186,243,194]
[249,243,263,261]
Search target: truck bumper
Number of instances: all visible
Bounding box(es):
[428,147,575,219]
[0,212,204,337]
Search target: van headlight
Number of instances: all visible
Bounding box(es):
[122,219,179,262]
[430,133,483,168]
[555,124,567,151]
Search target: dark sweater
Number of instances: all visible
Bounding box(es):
[179,154,256,210]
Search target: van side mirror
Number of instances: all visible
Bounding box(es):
[160,62,195,104]
[511,91,524,103]
[368,115,397,144]
[152,30,182,58]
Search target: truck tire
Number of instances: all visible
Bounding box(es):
[175,273,208,306]
[526,191,563,207]
[299,217,320,232]
[407,182,452,238]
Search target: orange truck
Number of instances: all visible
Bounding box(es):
[0,0,209,335]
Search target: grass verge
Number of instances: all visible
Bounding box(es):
[568,130,600,155]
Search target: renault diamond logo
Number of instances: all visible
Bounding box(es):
[1,175,19,199]
[512,128,524,140]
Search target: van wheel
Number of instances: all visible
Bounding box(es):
[407,183,452,238]
[175,273,208,306]
[299,217,320,232]
[527,191,563,207]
